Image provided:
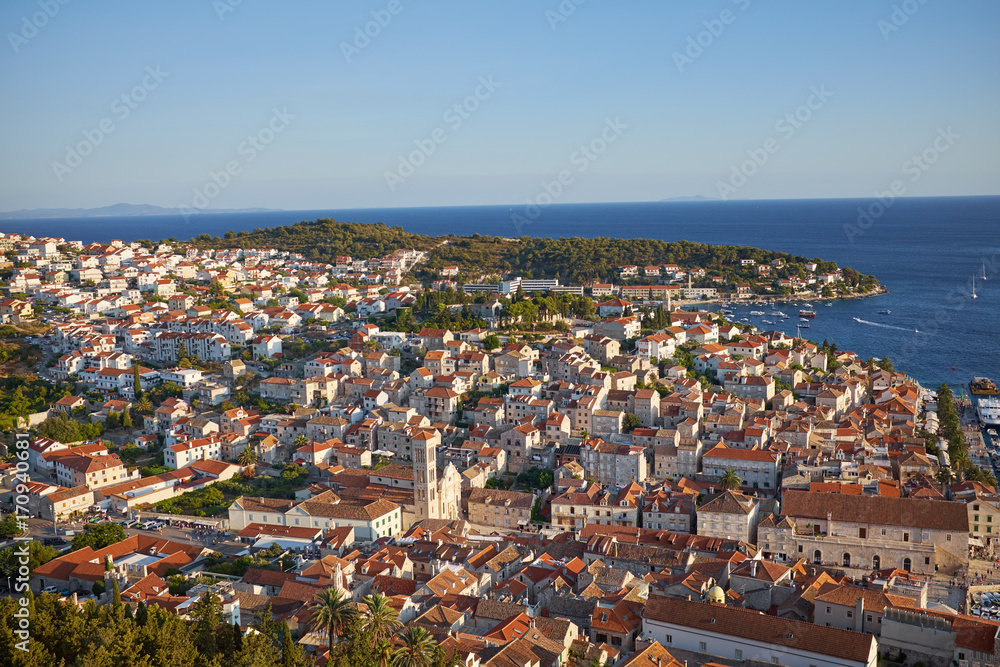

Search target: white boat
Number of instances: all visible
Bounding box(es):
[750,310,765,315]
[762,319,773,324]
[972,276,978,299]
[800,318,810,322]
[978,397,1000,426]
[853,317,862,322]
[826,303,833,307]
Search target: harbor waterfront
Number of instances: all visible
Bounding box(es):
[4,196,997,387]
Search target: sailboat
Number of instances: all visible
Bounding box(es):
[972,276,978,299]
[984,262,988,281]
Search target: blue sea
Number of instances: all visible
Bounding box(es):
[3,196,998,389]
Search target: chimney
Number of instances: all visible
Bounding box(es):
[855,596,864,633]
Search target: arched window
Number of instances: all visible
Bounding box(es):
[872,554,881,569]
[813,549,822,564]
[903,558,912,572]
[843,553,851,567]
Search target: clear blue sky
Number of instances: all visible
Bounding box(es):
[1,0,998,211]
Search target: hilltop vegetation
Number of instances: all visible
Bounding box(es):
[174,218,876,287]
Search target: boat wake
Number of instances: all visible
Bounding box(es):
[852,317,919,332]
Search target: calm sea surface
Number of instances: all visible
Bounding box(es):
[4,196,998,389]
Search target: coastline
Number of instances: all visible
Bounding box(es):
[669,283,889,309]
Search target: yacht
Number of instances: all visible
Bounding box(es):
[750,310,765,316]
[978,397,1000,427]
[878,309,891,315]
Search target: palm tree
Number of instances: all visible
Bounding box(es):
[719,469,742,491]
[308,587,355,659]
[237,447,258,479]
[373,638,395,667]
[135,396,153,415]
[936,467,955,485]
[360,593,402,647]
[392,627,437,667]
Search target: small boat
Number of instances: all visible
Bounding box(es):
[762,319,773,324]
[750,310,765,316]
[826,303,833,307]
[972,276,978,299]
[878,309,891,315]
[799,310,816,318]
[853,317,862,322]
[800,318,810,322]
[799,324,810,328]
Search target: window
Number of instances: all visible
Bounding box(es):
[975,515,981,522]
[947,534,952,541]
[772,659,779,665]
[867,615,873,622]
[665,635,672,645]
[859,527,867,538]
[847,611,853,618]
[881,528,887,536]
[903,532,909,542]
[735,650,743,659]
[826,607,831,613]
[699,642,707,652]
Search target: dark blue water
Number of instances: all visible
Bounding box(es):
[3,197,998,388]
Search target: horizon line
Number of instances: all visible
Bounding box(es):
[3,192,1000,217]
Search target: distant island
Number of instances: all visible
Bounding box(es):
[659,195,716,202]
[0,203,281,220]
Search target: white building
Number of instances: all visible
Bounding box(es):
[643,596,878,667]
